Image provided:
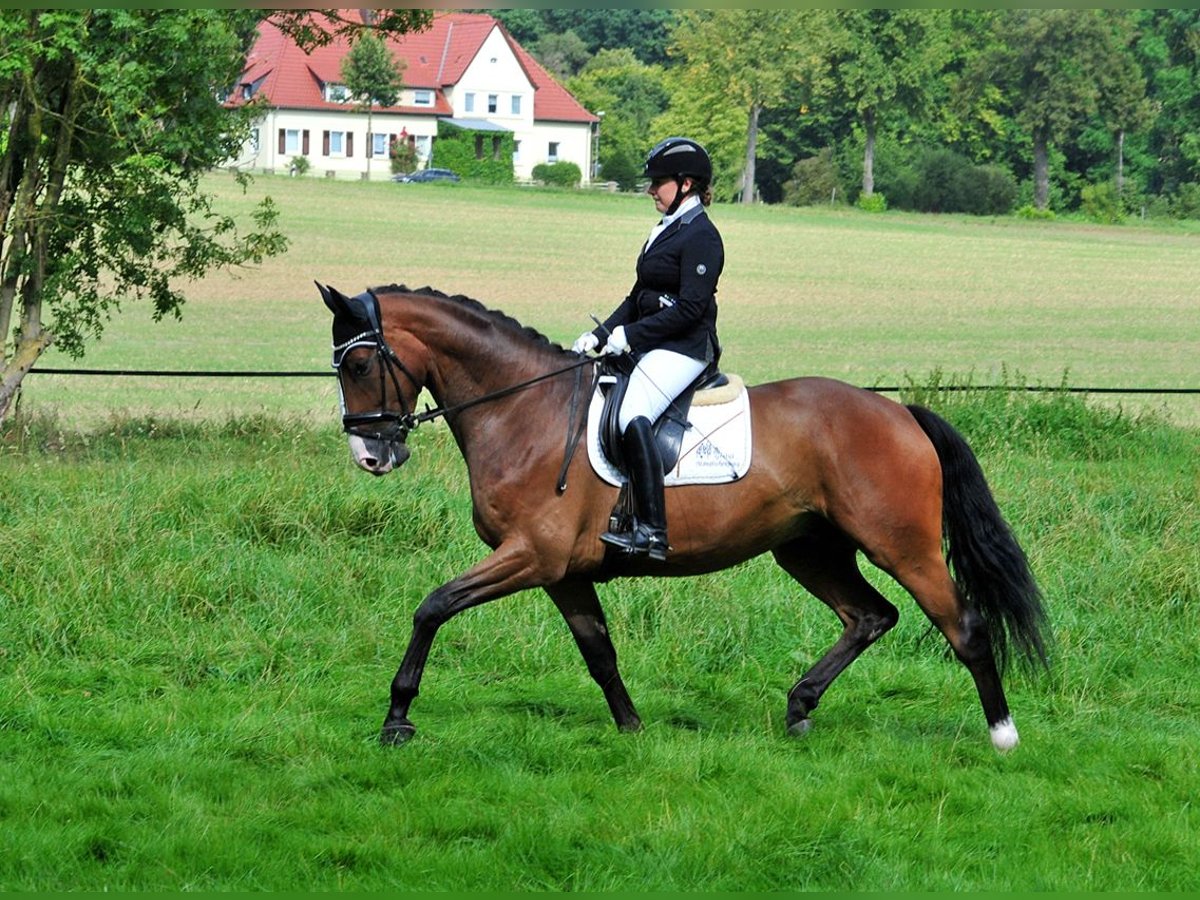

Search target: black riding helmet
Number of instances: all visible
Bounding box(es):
[644,137,711,215]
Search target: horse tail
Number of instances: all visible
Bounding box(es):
[906,404,1050,674]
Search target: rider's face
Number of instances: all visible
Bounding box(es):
[648,175,693,214]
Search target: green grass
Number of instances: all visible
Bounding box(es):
[4,176,1199,889]
[2,391,1197,890]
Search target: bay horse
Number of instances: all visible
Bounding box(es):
[318,282,1049,752]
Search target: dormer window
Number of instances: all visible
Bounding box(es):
[324,82,351,103]
[413,89,433,107]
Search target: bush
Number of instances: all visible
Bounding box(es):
[532,161,582,188]
[783,148,844,206]
[389,139,417,175]
[1173,182,1200,220]
[968,164,1019,216]
[857,192,887,213]
[1016,204,1056,221]
[288,155,310,176]
[601,148,641,192]
[1080,182,1125,224]
[910,147,976,213]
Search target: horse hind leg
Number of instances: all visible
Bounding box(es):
[772,532,899,736]
[889,558,1018,751]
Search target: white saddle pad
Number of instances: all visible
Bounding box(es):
[586,376,752,487]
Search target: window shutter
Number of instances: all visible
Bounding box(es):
[278,129,285,154]
[389,134,397,157]
[302,130,310,155]
[322,131,330,156]
[346,132,354,158]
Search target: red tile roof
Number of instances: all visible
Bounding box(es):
[236,11,596,124]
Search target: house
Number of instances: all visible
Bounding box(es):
[227,11,599,182]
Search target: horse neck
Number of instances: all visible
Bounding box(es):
[386,291,565,413]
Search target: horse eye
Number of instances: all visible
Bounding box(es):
[349,354,374,378]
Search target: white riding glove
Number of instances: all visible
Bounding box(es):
[602,325,630,355]
[572,331,599,354]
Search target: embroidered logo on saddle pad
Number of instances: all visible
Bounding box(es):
[587,375,752,487]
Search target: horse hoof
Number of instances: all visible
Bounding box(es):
[787,718,813,738]
[618,719,644,734]
[380,720,416,746]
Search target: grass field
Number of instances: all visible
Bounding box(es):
[18,172,1200,425]
[3,174,1199,890]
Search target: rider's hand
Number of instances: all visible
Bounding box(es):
[572,331,599,354]
[602,325,629,355]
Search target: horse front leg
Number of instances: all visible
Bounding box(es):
[381,544,541,745]
[545,580,642,733]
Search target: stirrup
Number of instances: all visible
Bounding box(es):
[600,524,669,561]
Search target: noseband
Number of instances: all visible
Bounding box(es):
[330,290,422,441]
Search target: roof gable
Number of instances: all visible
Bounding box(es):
[235,11,596,124]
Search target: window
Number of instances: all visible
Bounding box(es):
[323,130,353,158]
[487,94,498,114]
[370,133,388,158]
[249,128,260,155]
[415,135,432,160]
[464,92,475,113]
[512,140,521,164]
[325,82,351,103]
[413,89,433,107]
[492,136,502,161]
[279,128,310,156]
[548,142,559,163]
[474,134,485,160]
[511,95,521,116]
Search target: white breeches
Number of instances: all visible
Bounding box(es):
[618,348,707,433]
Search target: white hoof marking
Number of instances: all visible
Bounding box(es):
[990,716,1020,752]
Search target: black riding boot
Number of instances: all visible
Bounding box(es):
[600,416,669,560]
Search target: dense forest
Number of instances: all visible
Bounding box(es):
[489,9,1200,219]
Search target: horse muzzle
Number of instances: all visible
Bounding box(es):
[348,434,410,476]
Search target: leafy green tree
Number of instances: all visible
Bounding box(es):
[1132,9,1200,194]
[568,49,669,187]
[0,9,430,422]
[341,29,405,179]
[980,9,1128,211]
[533,30,591,81]
[818,10,954,199]
[669,10,829,203]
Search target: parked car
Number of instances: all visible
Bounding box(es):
[392,168,460,183]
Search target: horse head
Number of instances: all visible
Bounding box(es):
[318,282,425,476]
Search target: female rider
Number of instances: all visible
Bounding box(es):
[572,137,724,560]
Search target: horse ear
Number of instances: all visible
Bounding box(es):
[316,282,339,315]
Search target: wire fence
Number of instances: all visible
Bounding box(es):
[26,367,1200,395]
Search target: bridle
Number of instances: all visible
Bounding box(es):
[331,290,595,463]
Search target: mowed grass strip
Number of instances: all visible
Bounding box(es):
[21,172,1200,425]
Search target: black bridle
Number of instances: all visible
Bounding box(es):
[331,290,595,459]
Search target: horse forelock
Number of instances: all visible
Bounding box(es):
[370,284,566,352]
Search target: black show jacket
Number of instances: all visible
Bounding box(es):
[593,203,724,363]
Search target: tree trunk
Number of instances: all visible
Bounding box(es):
[862,107,876,197]
[0,330,53,422]
[1115,128,1125,196]
[741,102,761,204]
[1033,135,1050,211]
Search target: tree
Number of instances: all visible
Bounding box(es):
[341,29,405,179]
[980,10,1127,211]
[819,10,954,199]
[568,49,669,188]
[669,10,829,203]
[0,9,430,423]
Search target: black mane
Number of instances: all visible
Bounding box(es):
[372,284,565,351]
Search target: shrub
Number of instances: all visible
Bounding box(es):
[288,155,310,176]
[601,148,641,191]
[857,192,887,213]
[968,164,1019,216]
[389,138,417,174]
[1174,182,1200,220]
[532,161,582,188]
[783,148,844,207]
[910,147,976,213]
[1016,204,1056,221]
[1080,182,1125,224]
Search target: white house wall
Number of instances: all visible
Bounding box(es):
[230,24,595,182]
